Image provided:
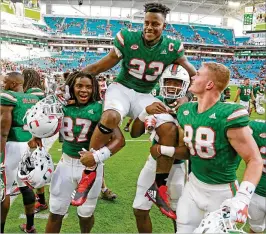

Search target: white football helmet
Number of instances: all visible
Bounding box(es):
[159,64,190,100]
[18,147,54,189]
[0,163,5,202]
[256,105,265,115]
[193,209,246,234]
[24,95,64,138]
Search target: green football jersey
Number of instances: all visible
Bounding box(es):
[26,88,45,100]
[61,101,102,158]
[151,83,160,97]
[114,29,184,93]
[0,91,39,142]
[249,120,266,197]
[238,85,253,102]
[177,101,249,184]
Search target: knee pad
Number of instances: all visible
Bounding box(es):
[19,186,35,205]
[77,198,97,218]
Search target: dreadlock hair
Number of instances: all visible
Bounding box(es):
[22,69,43,92]
[63,72,70,81]
[65,71,101,104]
[144,3,170,19]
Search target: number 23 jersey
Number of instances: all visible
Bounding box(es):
[177,101,249,184]
[114,29,184,94]
[60,101,102,158]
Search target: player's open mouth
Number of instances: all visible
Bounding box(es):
[79,95,89,101]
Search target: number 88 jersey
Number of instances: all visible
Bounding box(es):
[60,101,102,158]
[114,29,184,94]
[177,102,249,184]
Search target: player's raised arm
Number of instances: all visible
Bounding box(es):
[82,49,122,76]
[173,55,197,78]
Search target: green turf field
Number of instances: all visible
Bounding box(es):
[5,85,266,233]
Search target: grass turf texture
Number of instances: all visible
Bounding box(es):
[5,85,265,233]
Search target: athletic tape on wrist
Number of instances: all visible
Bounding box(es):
[93,146,111,163]
[160,145,175,157]
[138,109,149,122]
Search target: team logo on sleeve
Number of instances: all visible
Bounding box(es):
[183,110,189,116]
[259,133,266,138]
[131,44,139,50]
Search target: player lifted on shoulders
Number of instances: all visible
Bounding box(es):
[131,65,190,232]
[72,2,196,206]
[151,62,262,233]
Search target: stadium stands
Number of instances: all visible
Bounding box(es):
[43,16,235,46]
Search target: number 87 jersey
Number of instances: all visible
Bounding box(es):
[114,29,184,94]
[177,102,249,185]
[60,101,102,158]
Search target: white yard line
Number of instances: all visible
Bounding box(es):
[19,213,68,219]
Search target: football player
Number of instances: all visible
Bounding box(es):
[234,77,255,115]
[28,71,125,233]
[248,120,266,233]
[0,72,40,233]
[132,65,190,232]
[150,62,262,233]
[76,2,196,205]
[23,69,51,214]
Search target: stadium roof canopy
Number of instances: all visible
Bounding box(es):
[41,0,264,19]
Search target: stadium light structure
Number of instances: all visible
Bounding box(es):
[228,1,240,8]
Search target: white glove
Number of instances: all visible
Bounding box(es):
[55,85,71,105]
[221,181,255,223]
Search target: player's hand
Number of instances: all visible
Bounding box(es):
[172,96,189,112]
[79,151,96,167]
[55,85,74,105]
[220,197,249,223]
[28,137,43,148]
[150,144,161,159]
[146,102,168,115]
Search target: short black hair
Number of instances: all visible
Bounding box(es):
[144,3,170,19]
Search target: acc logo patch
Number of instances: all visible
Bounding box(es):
[259,133,266,138]
[183,110,189,116]
[131,44,139,50]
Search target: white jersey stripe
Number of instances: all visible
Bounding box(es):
[227,109,248,121]
[0,93,17,102]
[113,46,123,58]
[116,31,124,46]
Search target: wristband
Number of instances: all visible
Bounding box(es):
[138,108,149,122]
[160,145,175,157]
[236,181,256,204]
[93,146,111,163]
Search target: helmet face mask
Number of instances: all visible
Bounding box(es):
[159,65,190,100]
[24,95,64,138]
[18,148,54,189]
[193,209,246,234]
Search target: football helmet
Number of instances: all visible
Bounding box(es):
[24,95,64,138]
[18,147,54,189]
[256,105,265,115]
[159,64,190,100]
[0,162,5,202]
[193,209,246,234]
